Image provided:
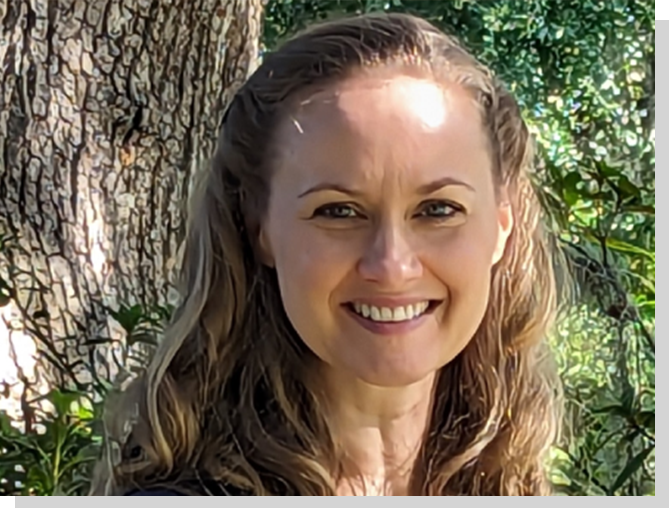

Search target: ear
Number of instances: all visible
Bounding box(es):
[257,226,275,268]
[492,194,514,266]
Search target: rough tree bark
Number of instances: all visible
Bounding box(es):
[0,0,263,417]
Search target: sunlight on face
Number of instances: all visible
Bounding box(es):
[402,79,448,130]
[260,75,513,387]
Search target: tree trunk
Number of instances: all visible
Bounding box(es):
[0,0,263,420]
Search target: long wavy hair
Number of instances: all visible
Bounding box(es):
[92,12,565,496]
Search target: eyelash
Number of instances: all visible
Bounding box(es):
[417,200,464,220]
[312,200,464,221]
[313,203,362,219]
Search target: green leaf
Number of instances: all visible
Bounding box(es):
[605,237,655,261]
[623,204,655,215]
[616,175,642,198]
[109,304,146,333]
[607,446,654,494]
[562,171,582,191]
[635,410,655,435]
[591,404,628,418]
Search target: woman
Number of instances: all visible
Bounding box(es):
[93,12,564,496]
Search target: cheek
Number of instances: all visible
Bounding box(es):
[270,226,356,308]
[425,217,499,309]
[269,227,359,362]
[427,215,500,272]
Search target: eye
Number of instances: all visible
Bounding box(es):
[416,200,463,219]
[313,203,362,219]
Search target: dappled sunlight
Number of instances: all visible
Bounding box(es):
[0,303,49,423]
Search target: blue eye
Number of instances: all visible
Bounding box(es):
[314,203,360,219]
[418,200,462,218]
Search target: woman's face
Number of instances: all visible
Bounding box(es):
[260,74,513,387]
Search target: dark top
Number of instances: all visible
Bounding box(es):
[128,489,184,496]
[125,481,244,496]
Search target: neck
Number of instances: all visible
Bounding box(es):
[313,365,437,496]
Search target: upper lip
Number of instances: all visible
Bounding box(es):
[345,297,439,307]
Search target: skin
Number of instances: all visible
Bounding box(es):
[259,73,513,495]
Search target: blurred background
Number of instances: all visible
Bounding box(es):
[0,0,655,496]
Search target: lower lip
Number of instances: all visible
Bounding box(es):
[344,306,431,335]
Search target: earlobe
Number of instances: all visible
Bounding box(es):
[493,201,514,265]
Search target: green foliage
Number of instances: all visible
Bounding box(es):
[0,0,653,497]
[0,303,168,496]
[0,390,103,496]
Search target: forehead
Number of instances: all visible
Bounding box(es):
[273,75,491,187]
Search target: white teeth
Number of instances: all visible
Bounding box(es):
[351,302,431,322]
[392,306,407,321]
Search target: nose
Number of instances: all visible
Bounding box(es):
[357,220,423,287]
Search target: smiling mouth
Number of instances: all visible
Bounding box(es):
[344,300,441,323]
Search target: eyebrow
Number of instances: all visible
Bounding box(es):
[297,176,475,198]
[417,176,475,194]
[298,183,363,198]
